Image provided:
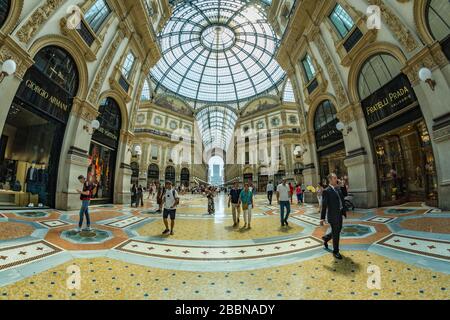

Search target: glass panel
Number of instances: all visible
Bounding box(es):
[427,0,450,41]
[301,54,316,82]
[121,52,136,79]
[150,0,285,104]
[329,4,354,38]
[84,0,111,33]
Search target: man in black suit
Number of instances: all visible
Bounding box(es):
[320,173,347,259]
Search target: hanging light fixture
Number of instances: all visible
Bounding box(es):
[0,59,17,83]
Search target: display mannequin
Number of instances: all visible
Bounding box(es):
[26,161,38,194]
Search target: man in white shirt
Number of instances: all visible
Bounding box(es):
[266,181,274,205]
[276,179,291,227]
[162,181,179,235]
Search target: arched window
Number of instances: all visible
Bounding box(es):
[283,79,296,103]
[180,168,190,186]
[357,54,402,100]
[84,0,111,33]
[0,0,10,29]
[314,100,342,149]
[141,80,151,101]
[93,97,122,149]
[148,163,159,182]
[34,46,79,96]
[301,54,316,82]
[426,0,450,41]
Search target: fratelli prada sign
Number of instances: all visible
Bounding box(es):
[15,66,73,123]
[361,73,417,128]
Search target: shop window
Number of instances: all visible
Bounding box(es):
[329,3,355,39]
[313,100,342,150]
[0,46,79,208]
[180,168,190,187]
[357,54,402,100]
[165,166,175,183]
[88,97,122,203]
[84,0,111,33]
[0,0,10,29]
[121,51,136,80]
[301,54,316,82]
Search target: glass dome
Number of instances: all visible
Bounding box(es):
[150,0,285,105]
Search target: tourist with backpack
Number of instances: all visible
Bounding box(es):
[76,175,93,232]
[162,181,179,235]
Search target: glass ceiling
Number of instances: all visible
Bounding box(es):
[196,106,238,151]
[150,0,285,105]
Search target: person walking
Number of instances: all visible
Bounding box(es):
[317,183,324,214]
[266,181,274,205]
[239,183,254,229]
[76,175,93,232]
[207,186,215,215]
[228,182,241,227]
[156,182,164,213]
[137,184,144,207]
[131,183,137,207]
[288,182,294,204]
[320,173,347,260]
[162,181,179,236]
[277,179,291,227]
[295,184,303,205]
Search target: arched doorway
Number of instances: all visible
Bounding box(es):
[180,168,190,187]
[0,0,10,29]
[243,167,253,184]
[87,97,122,203]
[130,162,139,185]
[0,45,79,208]
[357,53,438,206]
[147,163,159,186]
[165,166,175,184]
[313,100,346,185]
[258,167,268,192]
[274,170,285,186]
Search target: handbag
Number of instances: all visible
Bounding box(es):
[242,203,249,210]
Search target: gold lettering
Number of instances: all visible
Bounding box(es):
[25,80,68,112]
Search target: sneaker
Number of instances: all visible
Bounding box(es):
[321,236,329,250]
[76,228,81,233]
[170,230,174,235]
[247,225,251,229]
[162,229,170,235]
[86,227,92,231]
[333,252,343,260]
[284,219,289,226]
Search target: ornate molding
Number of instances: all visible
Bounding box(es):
[313,31,349,107]
[368,0,419,53]
[87,32,123,104]
[16,0,65,44]
[0,36,34,79]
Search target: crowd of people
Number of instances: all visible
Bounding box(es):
[75,174,351,259]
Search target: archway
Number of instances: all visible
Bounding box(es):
[0,45,79,208]
[147,163,159,186]
[87,97,122,203]
[165,166,175,184]
[208,155,224,186]
[180,168,190,187]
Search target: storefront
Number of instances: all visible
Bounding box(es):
[165,166,175,184]
[361,72,438,206]
[243,173,253,184]
[88,97,121,204]
[314,100,346,185]
[0,46,79,208]
[147,163,159,186]
[258,168,268,192]
[274,170,285,185]
[180,167,189,187]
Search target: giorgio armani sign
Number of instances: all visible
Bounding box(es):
[15,66,73,124]
[361,73,417,128]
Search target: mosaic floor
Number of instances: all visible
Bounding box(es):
[0,194,449,300]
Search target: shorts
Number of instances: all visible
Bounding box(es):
[163,208,176,220]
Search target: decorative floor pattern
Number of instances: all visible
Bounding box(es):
[0,194,449,299]
[115,236,322,261]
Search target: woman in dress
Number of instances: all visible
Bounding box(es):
[207,186,215,215]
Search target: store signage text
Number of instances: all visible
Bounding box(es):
[361,74,417,127]
[25,80,69,112]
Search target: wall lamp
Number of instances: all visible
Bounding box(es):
[419,67,436,91]
[0,59,17,83]
[83,119,100,135]
[293,145,307,157]
[336,121,352,136]
[129,145,142,156]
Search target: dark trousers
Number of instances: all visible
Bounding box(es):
[138,194,143,206]
[267,191,273,204]
[323,218,343,253]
